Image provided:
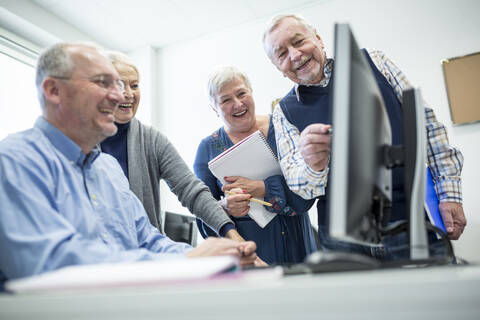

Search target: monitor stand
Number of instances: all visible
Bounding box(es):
[401,88,429,260]
[303,251,381,273]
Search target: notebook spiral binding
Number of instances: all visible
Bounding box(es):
[257,130,278,161]
[208,130,277,168]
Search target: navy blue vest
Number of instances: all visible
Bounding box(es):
[280,49,405,226]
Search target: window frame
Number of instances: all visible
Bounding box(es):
[0,27,40,67]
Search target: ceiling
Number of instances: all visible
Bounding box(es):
[32,0,324,51]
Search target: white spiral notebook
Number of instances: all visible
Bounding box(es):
[208,130,282,228]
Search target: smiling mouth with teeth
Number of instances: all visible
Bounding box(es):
[233,110,247,117]
[119,104,132,109]
[296,57,311,71]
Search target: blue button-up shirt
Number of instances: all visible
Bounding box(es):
[0,117,191,285]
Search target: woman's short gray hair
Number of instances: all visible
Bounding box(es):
[107,51,139,80]
[207,65,252,107]
[262,14,316,58]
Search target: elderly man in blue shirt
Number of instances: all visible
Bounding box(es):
[0,42,257,286]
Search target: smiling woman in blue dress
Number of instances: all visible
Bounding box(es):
[194,65,317,265]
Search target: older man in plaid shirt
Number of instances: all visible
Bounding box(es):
[263,14,466,259]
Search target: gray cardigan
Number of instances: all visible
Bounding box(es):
[126,118,233,233]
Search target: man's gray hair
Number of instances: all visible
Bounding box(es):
[262,14,316,58]
[107,51,140,80]
[35,42,105,110]
[35,43,75,110]
[207,65,252,107]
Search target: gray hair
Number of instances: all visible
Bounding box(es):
[35,43,75,110]
[262,14,316,58]
[107,51,140,80]
[207,65,252,107]
[35,42,105,110]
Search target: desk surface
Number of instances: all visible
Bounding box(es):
[1,264,479,320]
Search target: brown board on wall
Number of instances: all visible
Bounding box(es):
[442,51,480,125]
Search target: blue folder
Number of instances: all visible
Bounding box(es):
[424,167,446,233]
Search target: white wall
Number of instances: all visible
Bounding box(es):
[156,0,480,260]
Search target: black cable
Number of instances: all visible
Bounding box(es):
[378,219,457,266]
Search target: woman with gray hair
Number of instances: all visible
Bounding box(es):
[194,65,317,264]
[100,52,247,244]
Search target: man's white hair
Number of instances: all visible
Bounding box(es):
[262,14,316,58]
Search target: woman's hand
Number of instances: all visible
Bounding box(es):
[223,176,266,198]
[254,256,269,267]
[224,187,251,217]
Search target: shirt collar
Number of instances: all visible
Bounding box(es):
[294,57,334,101]
[35,117,100,167]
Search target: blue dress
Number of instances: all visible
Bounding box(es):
[194,116,317,264]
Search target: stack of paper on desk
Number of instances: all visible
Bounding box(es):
[5,256,238,293]
[208,130,282,228]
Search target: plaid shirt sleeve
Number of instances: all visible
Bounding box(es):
[369,49,464,203]
[272,104,328,200]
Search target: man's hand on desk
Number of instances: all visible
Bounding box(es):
[186,237,258,266]
[439,202,467,240]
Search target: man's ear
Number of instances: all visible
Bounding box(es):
[315,31,325,49]
[42,77,61,105]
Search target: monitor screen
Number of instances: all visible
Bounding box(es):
[327,24,430,260]
[328,23,393,246]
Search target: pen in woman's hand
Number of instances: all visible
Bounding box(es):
[224,190,272,207]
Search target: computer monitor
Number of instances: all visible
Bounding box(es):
[328,23,392,246]
[328,23,429,259]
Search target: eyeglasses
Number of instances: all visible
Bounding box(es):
[51,74,125,92]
